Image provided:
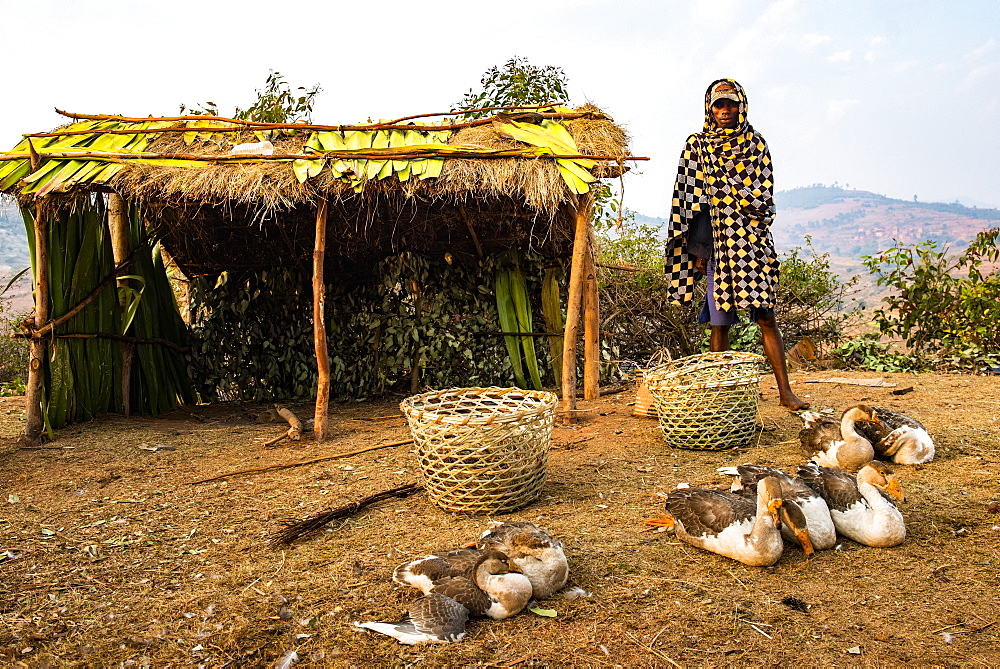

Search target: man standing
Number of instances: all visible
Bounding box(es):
[665,78,808,410]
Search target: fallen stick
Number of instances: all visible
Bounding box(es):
[187,438,414,485]
[270,483,423,546]
[351,415,403,421]
[274,403,303,440]
[262,432,289,447]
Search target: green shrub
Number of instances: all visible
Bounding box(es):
[860,228,1000,372]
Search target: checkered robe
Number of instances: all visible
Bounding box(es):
[664,79,780,313]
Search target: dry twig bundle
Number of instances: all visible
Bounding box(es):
[270,483,423,547]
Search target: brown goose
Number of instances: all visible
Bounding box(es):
[477,521,568,599]
[718,464,836,551]
[392,548,533,620]
[799,405,880,472]
[796,461,906,547]
[357,550,533,645]
[854,407,935,464]
[354,593,468,644]
[660,477,801,566]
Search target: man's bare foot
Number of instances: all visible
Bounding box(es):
[779,392,810,411]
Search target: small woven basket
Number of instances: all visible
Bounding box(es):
[400,387,558,514]
[644,352,765,450]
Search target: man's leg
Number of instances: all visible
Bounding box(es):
[755,311,809,410]
[710,325,731,352]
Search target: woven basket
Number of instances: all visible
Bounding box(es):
[632,372,658,418]
[400,387,557,514]
[644,352,765,450]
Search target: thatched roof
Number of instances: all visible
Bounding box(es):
[1,105,637,275]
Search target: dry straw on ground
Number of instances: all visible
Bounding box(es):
[1,370,998,665]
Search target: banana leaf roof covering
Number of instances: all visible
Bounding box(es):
[1,105,636,274]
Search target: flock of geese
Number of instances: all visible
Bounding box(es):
[658,403,935,566]
[355,521,569,644]
[355,403,935,644]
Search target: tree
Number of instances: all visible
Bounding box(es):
[181,71,322,123]
[454,57,569,118]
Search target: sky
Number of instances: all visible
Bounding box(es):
[1,0,998,217]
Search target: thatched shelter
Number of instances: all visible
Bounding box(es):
[0,104,641,445]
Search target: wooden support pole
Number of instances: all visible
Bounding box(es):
[583,236,600,400]
[312,197,331,443]
[108,193,133,416]
[561,194,593,419]
[23,200,48,445]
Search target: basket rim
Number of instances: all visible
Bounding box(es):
[400,386,558,426]
[644,351,765,387]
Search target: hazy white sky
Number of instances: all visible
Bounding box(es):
[1,0,997,215]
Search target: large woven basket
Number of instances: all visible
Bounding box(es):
[400,387,558,514]
[644,352,765,450]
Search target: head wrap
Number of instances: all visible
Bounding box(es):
[664,78,779,312]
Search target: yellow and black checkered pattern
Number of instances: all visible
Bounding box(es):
[664,79,780,312]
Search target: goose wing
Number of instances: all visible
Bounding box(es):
[664,488,755,538]
[393,548,497,591]
[796,463,862,512]
[799,414,843,459]
[429,576,493,617]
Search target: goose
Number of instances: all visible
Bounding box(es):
[799,405,880,472]
[853,407,935,464]
[354,593,468,644]
[796,461,906,547]
[660,477,803,566]
[393,548,533,620]
[476,521,569,599]
[718,464,836,551]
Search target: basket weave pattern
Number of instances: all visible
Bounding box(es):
[400,387,557,514]
[644,352,764,450]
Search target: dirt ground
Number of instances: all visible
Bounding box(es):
[1,369,999,667]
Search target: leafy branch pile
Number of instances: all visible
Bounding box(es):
[188,253,562,402]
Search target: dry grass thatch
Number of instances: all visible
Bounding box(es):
[108,104,631,215]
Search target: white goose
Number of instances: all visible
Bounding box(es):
[796,461,906,548]
[799,405,880,472]
[660,477,803,566]
[476,521,569,599]
[854,407,935,465]
[718,464,836,551]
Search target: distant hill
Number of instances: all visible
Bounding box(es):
[773,185,1000,257]
[0,200,32,313]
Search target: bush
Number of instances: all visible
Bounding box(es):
[595,217,858,366]
[860,228,1000,372]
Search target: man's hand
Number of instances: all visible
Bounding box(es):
[693,257,707,275]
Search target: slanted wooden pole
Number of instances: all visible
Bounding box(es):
[561,194,593,419]
[312,197,331,443]
[583,237,600,400]
[108,193,133,416]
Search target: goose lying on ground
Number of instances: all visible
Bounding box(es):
[357,550,533,644]
[476,521,569,599]
[660,477,807,566]
[796,461,906,547]
[854,407,935,465]
[799,405,880,472]
[718,464,836,551]
[392,548,533,620]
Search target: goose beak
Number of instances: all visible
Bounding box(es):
[767,499,783,527]
[793,526,815,556]
[884,477,905,502]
